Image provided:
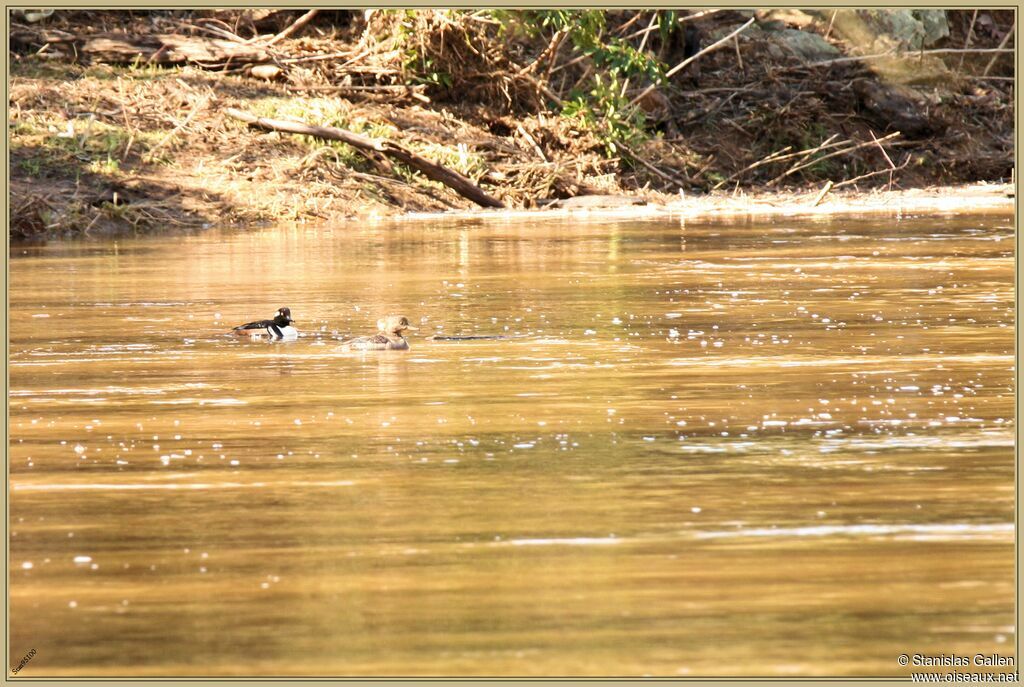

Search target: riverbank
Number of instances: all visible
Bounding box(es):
[398,183,1014,224]
[9,10,1015,240]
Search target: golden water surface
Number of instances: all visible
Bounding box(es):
[8,214,1016,677]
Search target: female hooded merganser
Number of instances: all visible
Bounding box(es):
[340,315,416,351]
[232,307,298,340]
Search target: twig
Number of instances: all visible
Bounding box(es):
[517,68,563,107]
[869,130,896,170]
[628,17,755,109]
[620,12,659,98]
[618,141,691,189]
[957,10,978,73]
[516,124,548,162]
[620,12,673,41]
[832,156,911,189]
[811,180,833,207]
[614,11,647,36]
[265,9,319,47]
[711,145,794,190]
[787,133,842,169]
[520,28,567,76]
[680,10,725,23]
[983,19,1015,76]
[823,10,838,41]
[767,131,901,186]
[550,53,588,75]
[872,128,897,190]
[182,20,250,45]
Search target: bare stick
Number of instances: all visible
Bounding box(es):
[550,53,588,75]
[957,10,978,73]
[520,28,568,75]
[517,68,564,107]
[516,124,548,162]
[767,131,901,186]
[712,135,858,191]
[711,145,794,190]
[787,133,842,169]
[983,19,1015,76]
[620,12,660,98]
[265,9,319,47]
[614,11,647,36]
[869,130,896,170]
[824,10,838,41]
[628,17,755,109]
[811,180,834,207]
[832,156,911,189]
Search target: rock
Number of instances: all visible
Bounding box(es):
[250,64,282,80]
[913,10,950,46]
[773,29,840,62]
[853,79,946,138]
[827,9,948,51]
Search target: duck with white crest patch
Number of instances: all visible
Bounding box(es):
[231,307,298,340]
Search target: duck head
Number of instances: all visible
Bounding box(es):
[377,315,416,336]
[275,307,294,326]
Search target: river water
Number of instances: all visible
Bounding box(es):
[8,213,1016,677]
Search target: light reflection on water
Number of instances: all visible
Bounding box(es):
[9,215,1015,676]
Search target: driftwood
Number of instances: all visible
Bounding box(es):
[426,334,524,340]
[11,30,270,66]
[225,108,505,209]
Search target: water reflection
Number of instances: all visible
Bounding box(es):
[9,214,1015,676]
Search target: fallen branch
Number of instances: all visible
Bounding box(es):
[225,108,504,208]
[265,10,319,46]
[12,30,271,67]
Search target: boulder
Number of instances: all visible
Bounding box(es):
[826,9,949,51]
[773,29,840,62]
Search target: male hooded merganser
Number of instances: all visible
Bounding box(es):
[232,307,298,340]
[340,315,416,351]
